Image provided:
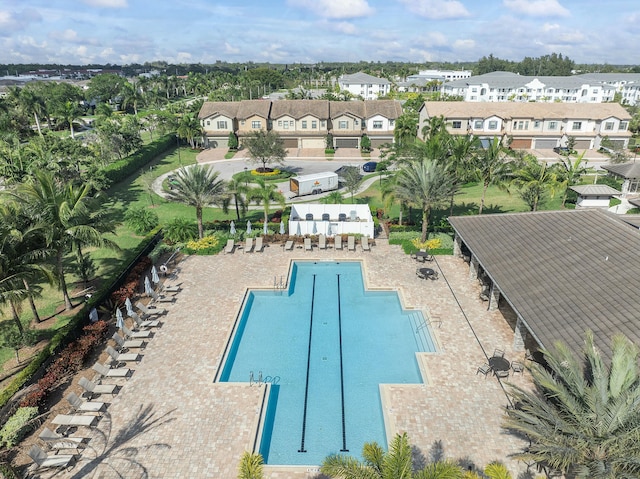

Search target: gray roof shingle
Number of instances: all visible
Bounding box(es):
[602,162,640,180]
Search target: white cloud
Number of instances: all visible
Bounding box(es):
[176,52,192,63]
[49,29,78,42]
[224,42,240,55]
[329,21,358,34]
[453,39,475,50]
[542,22,560,32]
[503,0,570,17]
[0,8,41,36]
[397,0,470,20]
[287,0,374,19]
[81,0,128,7]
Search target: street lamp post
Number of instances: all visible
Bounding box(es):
[244,167,248,186]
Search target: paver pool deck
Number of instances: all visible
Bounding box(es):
[37,240,531,478]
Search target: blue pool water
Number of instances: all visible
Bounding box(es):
[218,261,435,465]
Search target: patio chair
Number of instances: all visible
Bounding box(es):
[136,301,166,316]
[494,369,510,379]
[284,240,294,251]
[254,236,264,252]
[511,361,525,375]
[39,427,88,449]
[28,445,76,471]
[493,348,505,358]
[78,377,117,399]
[416,268,427,280]
[244,237,254,253]
[106,345,141,365]
[361,236,371,252]
[162,283,181,293]
[149,289,175,303]
[92,362,131,379]
[334,236,343,250]
[51,414,99,428]
[122,324,152,340]
[224,239,235,254]
[111,332,144,351]
[65,392,105,414]
[476,363,491,377]
[347,236,356,251]
[131,312,160,329]
[318,234,326,250]
[304,238,312,251]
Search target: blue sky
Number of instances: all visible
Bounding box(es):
[0,0,637,66]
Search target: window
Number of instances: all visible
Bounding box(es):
[373,121,383,129]
[206,120,210,126]
[389,120,394,127]
[515,121,529,130]
[339,120,348,129]
[488,121,498,130]
[548,121,558,130]
[312,121,318,129]
[354,120,358,126]
[290,121,294,127]
[572,121,582,131]
[604,121,614,131]
[474,120,483,129]
[620,121,629,131]
[452,121,462,129]
[320,120,325,127]
[217,120,227,129]
[534,120,541,128]
[283,121,289,129]
[277,120,282,127]
[302,121,307,129]
[241,120,245,126]
[252,121,261,129]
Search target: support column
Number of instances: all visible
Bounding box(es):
[453,235,462,257]
[488,283,501,311]
[513,317,527,351]
[468,256,479,281]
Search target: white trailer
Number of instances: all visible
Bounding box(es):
[289,172,338,197]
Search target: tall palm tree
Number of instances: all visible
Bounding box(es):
[224,177,250,221]
[166,165,226,239]
[19,87,46,137]
[248,178,285,226]
[9,172,117,310]
[504,331,640,479]
[394,111,419,149]
[512,155,558,212]
[59,100,82,139]
[554,151,588,207]
[393,159,456,242]
[176,113,203,149]
[445,135,479,215]
[472,137,513,214]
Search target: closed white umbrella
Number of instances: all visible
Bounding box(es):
[125,297,134,316]
[115,308,124,329]
[327,222,332,236]
[279,221,285,235]
[230,221,236,235]
[312,221,317,234]
[144,276,153,295]
[296,221,301,236]
[246,220,252,234]
[263,221,268,235]
[151,265,160,285]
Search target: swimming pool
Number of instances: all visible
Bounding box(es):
[218,261,436,465]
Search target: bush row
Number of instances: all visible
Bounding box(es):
[0,406,39,448]
[102,134,174,185]
[110,256,152,306]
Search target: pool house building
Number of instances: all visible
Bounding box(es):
[288,204,374,237]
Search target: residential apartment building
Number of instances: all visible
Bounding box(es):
[418,101,632,151]
[441,71,640,105]
[198,99,402,149]
[337,72,391,100]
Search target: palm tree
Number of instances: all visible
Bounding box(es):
[393,159,456,242]
[421,115,447,141]
[555,151,588,207]
[18,87,46,137]
[120,81,144,115]
[237,451,263,479]
[166,165,226,239]
[512,155,558,212]
[59,100,82,139]
[394,111,419,149]
[321,191,344,204]
[445,135,479,215]
[248,178,285,226]
[503,331,640,478]
[9,172,117,310]
[176,113,203,149]
[472,137,513,214]
[225,177,250,220]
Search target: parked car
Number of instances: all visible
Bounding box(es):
[362,161,378,172]
[553,146,574,155]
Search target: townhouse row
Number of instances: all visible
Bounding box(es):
[198,99,402,149]
[418,101,632,151]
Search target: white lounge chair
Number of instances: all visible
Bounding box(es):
[318,234,326,249]
[39,427,88,450]
[150,289,175,303]
[347,236,356,251]
[254,236,264,252]
[111,332,144,351]
[224,239,235,254]
[106,345,140,365]
[122,324,152,339]
[244,237,254,253]
[92,362,131,379]
[78,377,117,399]
[304,238,312,251]
[284,240,294,251]
[136,301,166,316]
[361,235,371,252]
[52,414,99,428]
[162,283,181,293]
[334,236,343,250]
[66,392,105,414]
[131,312,160,329]
[28,445,76,470]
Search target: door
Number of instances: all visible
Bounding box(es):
[574,139,592,149]
[283,138,299,148]
[535,139,557,149]
[335,138,358,148]
[301,138,325,149]
[509,138,532,149]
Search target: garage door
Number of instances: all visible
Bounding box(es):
[301,138,325,148]
[535,139,557,149]
[206,137,229,149]
[574,139,592,149]
[510,138,532,149]
[283,138,298,148]
[336,138,358,148]
[370,138,391,148]
[609,139,626,148]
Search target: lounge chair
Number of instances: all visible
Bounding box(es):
[122,324,152,339]
[254,236,264,252]
[106,345,140,365]
[150,289,175,303]
[28,445,76,470]
[131,312,160,329]
[304,238,312,251]
[66,392,105,414]
[39,427,88,449]
[284,240,294,251]
[347,236,356,251]
[78,377,117,399]
[361,236,371,252]
[334,236,343,250]
[224,239,235,253]
[92,362,131,379]
[244,237,254,253]
[112,332,144,351]
[162,284,181,293]
[136,301,166,316]
[52,414,99,428]
[318,234,326,249]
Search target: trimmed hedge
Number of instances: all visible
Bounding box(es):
[0,407,39,447]
[103,134,175,185]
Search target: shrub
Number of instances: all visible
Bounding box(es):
[183,235,220,255]
[411,238,442,250]
[251,168,281,177]
[125,207,159,235]
[102,134,174,185]
[228,132,239,150]
[0,407,39,447]
[163,217,197,243]
[610,197,622,207]
[360,134,371,152]
[110,256,152,306]
[627,207,640,214]
[325,148,335,155]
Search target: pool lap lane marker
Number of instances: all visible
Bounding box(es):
[299,274,316,453]
[337,274,349,452]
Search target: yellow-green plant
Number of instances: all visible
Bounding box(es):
[411,237,442,251]
[251,169,281,177]
[185,235,219,251]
